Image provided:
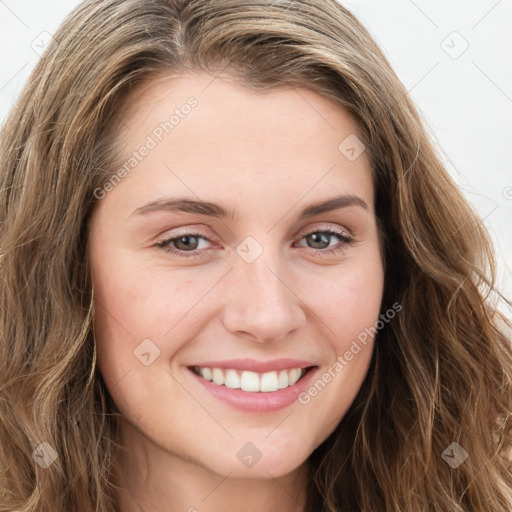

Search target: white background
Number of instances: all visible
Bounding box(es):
[0,0,511,305]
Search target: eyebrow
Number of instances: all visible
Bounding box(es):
[130,194,369,220]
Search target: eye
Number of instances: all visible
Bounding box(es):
[155,226,354,259]
[294,228,354,256]
[156,231,213,258]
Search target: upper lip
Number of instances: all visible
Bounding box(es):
[188,358,316,373]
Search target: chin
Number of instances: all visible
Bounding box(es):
[194,438,311,479]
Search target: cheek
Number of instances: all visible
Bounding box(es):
[90,251,211,388]
[333,268,384,346]
[303,253,384,349]
[329,256,384,376]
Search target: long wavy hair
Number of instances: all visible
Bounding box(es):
[1,0,511,510]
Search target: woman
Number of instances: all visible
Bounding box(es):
[0,0,510,510]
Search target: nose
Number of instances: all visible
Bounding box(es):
[221,247,306,343]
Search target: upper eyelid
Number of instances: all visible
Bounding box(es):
[159,221,353,240]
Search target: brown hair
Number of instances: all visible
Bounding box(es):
[1,0,511,510]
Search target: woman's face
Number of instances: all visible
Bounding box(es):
[88,73,384,479]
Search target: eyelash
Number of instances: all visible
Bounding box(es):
[155,227,354,259]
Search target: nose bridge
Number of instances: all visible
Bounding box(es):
[222,240,305,342]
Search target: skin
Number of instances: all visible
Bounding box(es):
[88,72,385,512]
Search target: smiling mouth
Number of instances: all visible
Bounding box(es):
[189,365,316,392]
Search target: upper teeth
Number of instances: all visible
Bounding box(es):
[193,367,306,392]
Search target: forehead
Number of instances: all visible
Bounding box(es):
[105,72,374,215]
[120,72,365,147]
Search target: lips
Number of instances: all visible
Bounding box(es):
[186,358,318,412]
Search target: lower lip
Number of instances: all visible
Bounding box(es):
[187,366,318,413]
